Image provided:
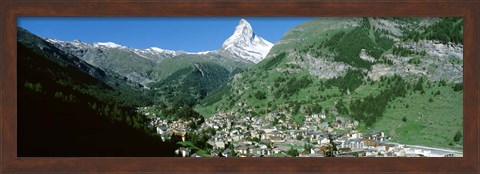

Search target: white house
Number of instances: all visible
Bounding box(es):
[318,137,329,145]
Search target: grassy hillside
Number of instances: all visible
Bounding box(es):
[371,81,463,150]
[197,17,463,150]
[149,53,251,82]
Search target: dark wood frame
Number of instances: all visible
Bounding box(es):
[1,0,479,173]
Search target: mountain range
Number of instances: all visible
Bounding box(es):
[46,19,273,86]
[17,17,464,155]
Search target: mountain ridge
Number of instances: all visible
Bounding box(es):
[45,19,274,85]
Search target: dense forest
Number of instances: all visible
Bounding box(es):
[402,17,463,44]
[145,62,231,121]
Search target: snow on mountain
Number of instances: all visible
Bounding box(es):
[45,19,273,65]
[191,50,215,55]
[45,38,62,44]
[138,47,182,56]
[93,42,127,49]
[45,38,184,62]
[132,47,185,62]
[221,19,274,63]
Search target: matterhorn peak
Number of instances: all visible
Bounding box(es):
[233,19,254,37]
[239,18,249,25]
[221,19,274,63]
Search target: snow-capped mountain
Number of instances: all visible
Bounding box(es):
[46,38,184,85]
[46,38,183,63]
[46,19,273,65]
[45,19,274,85]
[221,19,274,63]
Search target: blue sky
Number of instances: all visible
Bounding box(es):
[18,17,312,52]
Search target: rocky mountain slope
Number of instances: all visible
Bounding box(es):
[46,39,180,85]
[18,27,147,90]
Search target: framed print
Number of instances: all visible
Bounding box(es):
[1,0,479,173]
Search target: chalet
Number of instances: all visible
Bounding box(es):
[378,142,397,151]
[344,138,365,149]
[272,148,282,154]
[214,141,226,149]
[312,131,325,140]
[365,130,386,142]
[235,145,248,155]
[254,148,263,156]
[246,145,255,154]
[347,130,362,139]
[318,122,329,129]
[319,114,327,119]
[362,139,379,147]
[262,127,277,134]
[259,147,272,156]
[270,130,285,138]
[268,135,284,143]
[317,137,329,145]
[231,134,242,141]
[376,145,388,152]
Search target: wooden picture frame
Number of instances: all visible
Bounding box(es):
[1,0,478,173]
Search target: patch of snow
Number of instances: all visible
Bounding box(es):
[93,42,127,49]
[45,38,62,44]
[195,51,213,55]
[145,47,180,56]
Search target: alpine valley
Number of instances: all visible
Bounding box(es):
[18,18,463,157]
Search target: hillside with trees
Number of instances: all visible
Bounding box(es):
[197,17,463,150]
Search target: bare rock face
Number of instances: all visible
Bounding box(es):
[299,53,351,79]
[367,39,463,83]
[403,40,463,59]
[359,49,376,63]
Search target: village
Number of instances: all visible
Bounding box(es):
[143,108,460,158]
